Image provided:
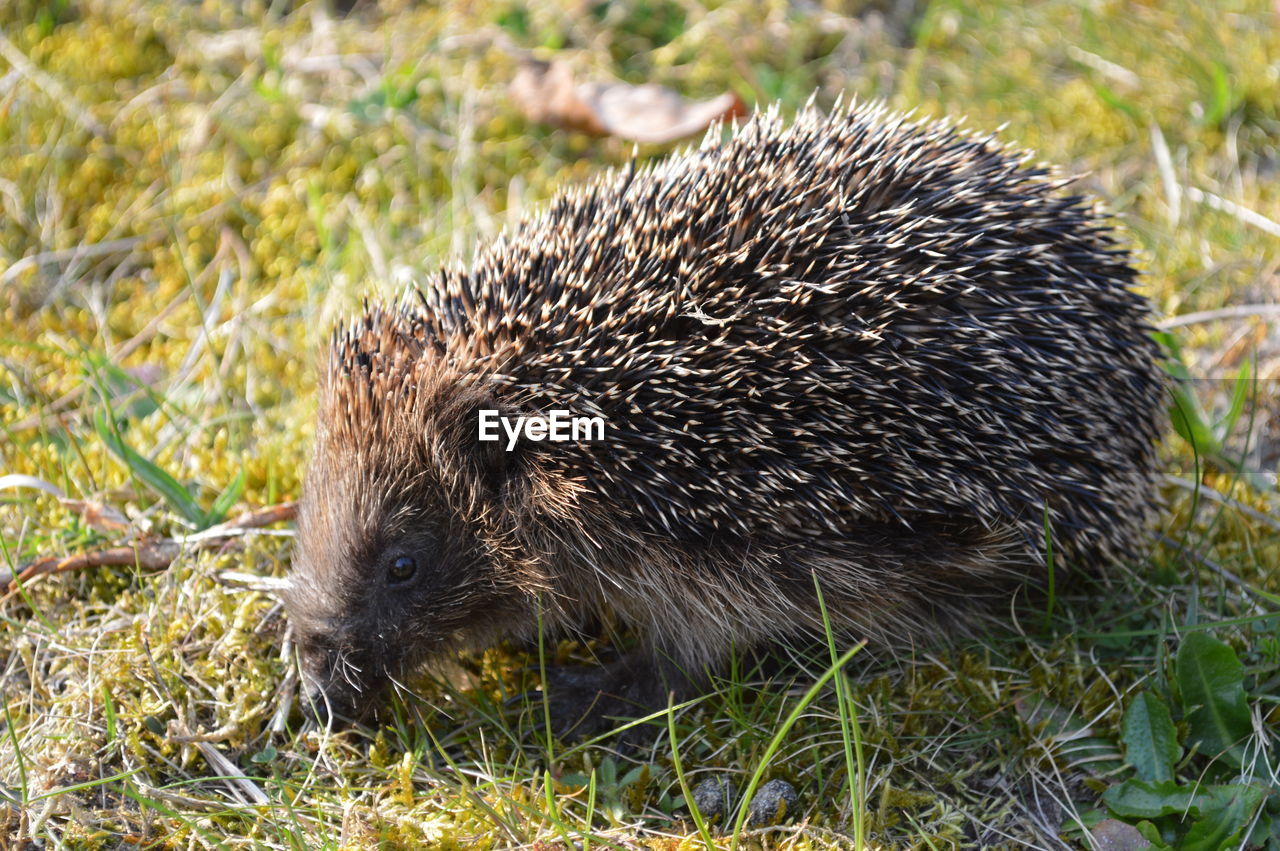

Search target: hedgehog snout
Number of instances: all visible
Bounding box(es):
[296,633,383,727]
[300,680,348,728]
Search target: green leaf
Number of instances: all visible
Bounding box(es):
[1093,81,1141,121]
[1197,60,1238,129]
[250,744,277,764]
[1121,691,1181,783]
[1159,336,1220,456]
[1216,361,1251,444]
[598,756,616,788]
[1061,807,1107,837]
[1181,784,1267,851]
[1168,383,1220,455]
[95,411,204,527]
[1258,807,1280,851]
[1104,779,1267,847]
[619,764,647,788]
[1103,778,1201,819]
[1175,632,1251,766]
[1136,820,1174,850]
[101,687,117,743]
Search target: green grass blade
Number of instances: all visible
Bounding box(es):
[730,642,864,849]
[205,467,246,527]
[667,693,718,850]
[813,574,865,846]
[94,410,204,527]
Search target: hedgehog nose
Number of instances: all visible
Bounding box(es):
[300,679,368,728]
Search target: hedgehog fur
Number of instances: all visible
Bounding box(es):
[285,101,1165,730]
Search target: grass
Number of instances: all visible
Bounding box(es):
[1,0,1278,847]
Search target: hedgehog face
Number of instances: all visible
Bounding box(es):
[286,425,525,726]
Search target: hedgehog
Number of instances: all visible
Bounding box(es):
[284,102,1165,733]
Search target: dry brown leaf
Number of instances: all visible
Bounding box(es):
[509,59,747,144]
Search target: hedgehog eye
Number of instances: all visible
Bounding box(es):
[387,555,417,584]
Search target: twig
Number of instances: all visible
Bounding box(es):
[0,33,108,138]
[1164,475,1280,532]
[1,501,297,597]
[124,779,230,814]
[1149,123,1180,226]
[1158,304,1280,329]
[0,474,65,498]
[220,572,292,593]
[1067,45,1140,89]
[1155,532,1254,594]
[192,739,270,806]
[0,237,138,287]
[2,543,180,597]
[270,627,298,735]
[1186,186,1280,239]
[167,722,241,744]
[145,725,271,807]
[183,502,299,543]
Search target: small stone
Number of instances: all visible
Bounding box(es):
[1090,819,1151,851]
[690,776,735,822]
[747,779,799,826]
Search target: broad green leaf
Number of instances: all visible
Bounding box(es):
[1181,784,1267,851]
[1121,691,1181,782]
[1258,808,1280,851]
[1061,807,1106,837]
[1176,632,1251,767]
[1103,778,1201,819]
[1136,820,1174,850]
[95,411,204,527]
[619,764,647,787]
[1105,779,1267,846]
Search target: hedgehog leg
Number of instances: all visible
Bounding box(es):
[539,651,703,744]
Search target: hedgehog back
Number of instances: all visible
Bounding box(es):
[407,104,1163,566]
